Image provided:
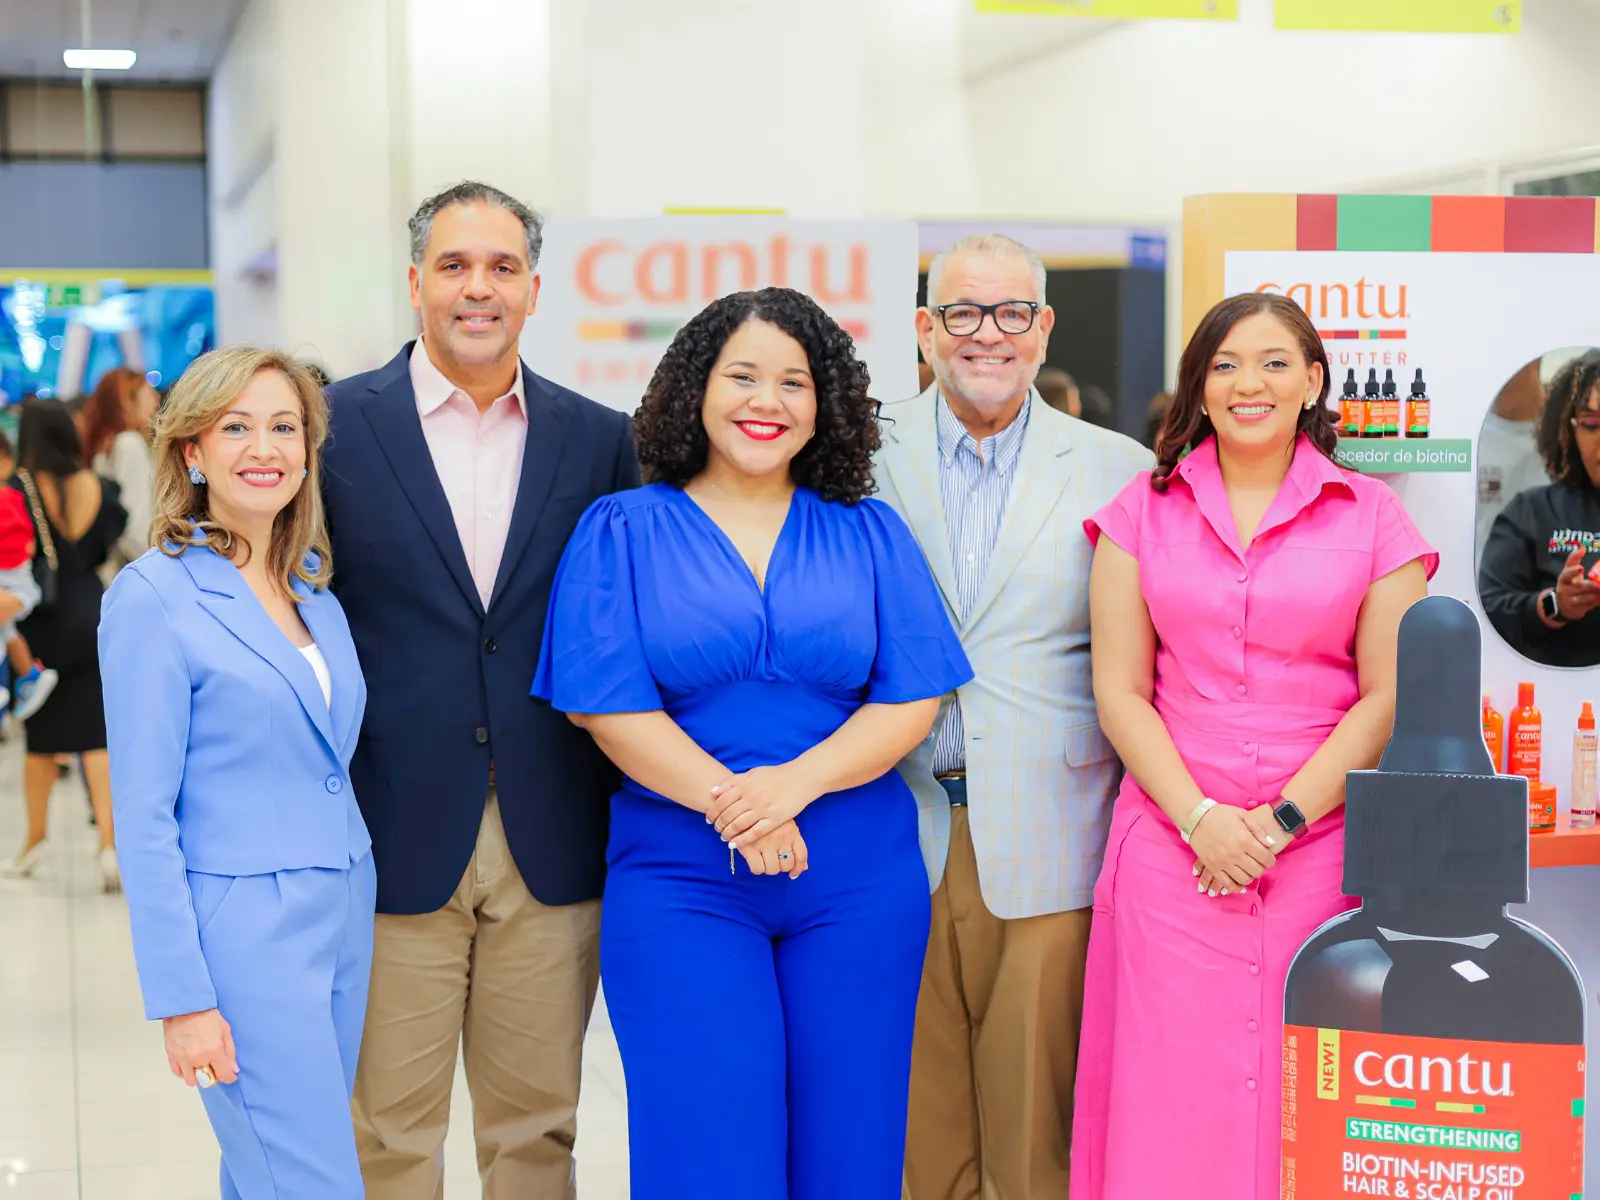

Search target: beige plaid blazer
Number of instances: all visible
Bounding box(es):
[874,386,1155,919]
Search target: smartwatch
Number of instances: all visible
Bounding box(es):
[1272,798,1309,840]
[1538,587,1566,626]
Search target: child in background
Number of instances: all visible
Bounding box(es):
[0,432,57,720]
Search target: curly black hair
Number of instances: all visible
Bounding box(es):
[1538,350,1600,489]
[633,288,880,505]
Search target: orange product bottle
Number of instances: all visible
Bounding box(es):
[1508,681,1542,783]
[1482,693,1504,772]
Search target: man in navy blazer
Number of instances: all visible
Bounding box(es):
[323,181,639,1200]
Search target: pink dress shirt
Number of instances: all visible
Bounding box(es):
[1070,435,1437,1200]
[409,341,528,610]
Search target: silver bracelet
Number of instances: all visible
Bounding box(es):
[1179,798,1218,845]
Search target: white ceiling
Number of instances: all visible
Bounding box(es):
[0,0,244,82]
[0,0,1109,87]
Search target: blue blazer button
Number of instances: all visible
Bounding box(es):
[326,776,343,794]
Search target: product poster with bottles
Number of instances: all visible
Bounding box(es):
[1281,600,1584,1200]
[1183,192,1600,1195]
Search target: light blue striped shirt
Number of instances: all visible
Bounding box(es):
[932,391,1032,775]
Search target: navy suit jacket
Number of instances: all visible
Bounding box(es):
[324,344,640,915]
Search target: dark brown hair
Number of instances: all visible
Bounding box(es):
[1152,292,1338,492]
[1537,350,1600,490]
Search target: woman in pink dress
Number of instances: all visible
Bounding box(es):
[1070,292,1437,1199]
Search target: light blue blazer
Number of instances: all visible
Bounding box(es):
[100,544,372,1020]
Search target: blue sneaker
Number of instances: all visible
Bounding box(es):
[12,664,58,722]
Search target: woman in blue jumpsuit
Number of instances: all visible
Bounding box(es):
[100,348,374,1198]
[534,288,971,1199]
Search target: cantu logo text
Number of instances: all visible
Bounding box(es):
[1353,1051,1512,1097]
[1255,280,1409,322]
[575,237,871,307]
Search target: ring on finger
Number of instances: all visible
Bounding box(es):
[195,1067,217,1089]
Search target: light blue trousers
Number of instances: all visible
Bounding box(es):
[187,854,376,1199]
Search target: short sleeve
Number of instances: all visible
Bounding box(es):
[531,498,663,714]
[860,501,974,705]
[1084,472,1152,557]
[1371,486,1439,582]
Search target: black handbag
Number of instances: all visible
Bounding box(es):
[15,470,59,607]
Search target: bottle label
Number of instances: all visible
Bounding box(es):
[1281,1025,1584,1200]
[1509,729,1540,780]
[1408,399,1431,435]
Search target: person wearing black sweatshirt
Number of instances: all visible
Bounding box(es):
[1479,350,1600,668]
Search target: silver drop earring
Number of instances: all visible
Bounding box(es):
[302,468,308,479]
[188,465,206,486]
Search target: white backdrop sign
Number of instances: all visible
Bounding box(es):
[520,216,921,416]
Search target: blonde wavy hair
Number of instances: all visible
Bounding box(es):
[151,346,332,595]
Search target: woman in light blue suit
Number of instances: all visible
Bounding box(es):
[100,346,374,1199]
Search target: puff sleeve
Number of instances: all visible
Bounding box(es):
[859,500,973,705]
[532,497,663,715]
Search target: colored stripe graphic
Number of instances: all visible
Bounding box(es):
[1356,1096,1418,1109]
[1317,330,1407,341]
[1505,196,1597,253]
[1437,1102,1488,1114]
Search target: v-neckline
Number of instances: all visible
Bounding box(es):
[677,484,802,598]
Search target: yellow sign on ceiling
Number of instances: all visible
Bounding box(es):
[975,0,1236,18]
[1273,0,1519,32]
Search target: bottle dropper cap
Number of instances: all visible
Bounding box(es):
[1518,681,1535,709]
[1411,368,1427,396]
[1343,596,1529,904]
[1581,702,1595,731]
[1343,369,1358,396]
[1382,369,1397,397]
[1364,369,1380,396]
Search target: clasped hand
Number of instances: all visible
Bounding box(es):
[1189,803,1282,897]
[163,1008,238,1087]
[1555,548,1600,623]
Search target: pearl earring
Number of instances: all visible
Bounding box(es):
[188,465,206,486]
[302,468,308,479]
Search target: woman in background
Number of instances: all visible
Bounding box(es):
[101,347,373,1198]
[1478,349,1600,668]
[1071,292,1434,1199]
[535,288,970,1199]
[81,365,159,577]
[1,399,126,889]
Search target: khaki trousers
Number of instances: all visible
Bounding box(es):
[905,807,1092,1200]
[353,789,602,1200]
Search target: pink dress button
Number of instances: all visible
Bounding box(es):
[1235,684,1247,696]
[1237,572,1247,583]
[1247,1020,1259,1032]
[1246,1079,1257,1092]
[1232,627,1242,638]
[1249,963,1260,976]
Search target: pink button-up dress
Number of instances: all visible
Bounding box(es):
[1070,435,1437,1200]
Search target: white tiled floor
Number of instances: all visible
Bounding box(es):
[0,735,631,1198]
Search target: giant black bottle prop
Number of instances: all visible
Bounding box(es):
[1280,596,1585,1200]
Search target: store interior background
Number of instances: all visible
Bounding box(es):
[4,0,1600,1195]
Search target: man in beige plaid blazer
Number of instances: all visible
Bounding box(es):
[874,234,1153,1200]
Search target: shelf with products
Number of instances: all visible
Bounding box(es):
[1531,816,1600,869]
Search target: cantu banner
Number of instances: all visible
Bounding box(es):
[520,217,920,417]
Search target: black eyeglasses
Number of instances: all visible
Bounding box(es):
[932,300,1040,337]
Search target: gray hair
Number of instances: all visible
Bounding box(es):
[408,180,544,270]
[926,233,1048,308]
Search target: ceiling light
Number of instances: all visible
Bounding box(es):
[63,49,137,70]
